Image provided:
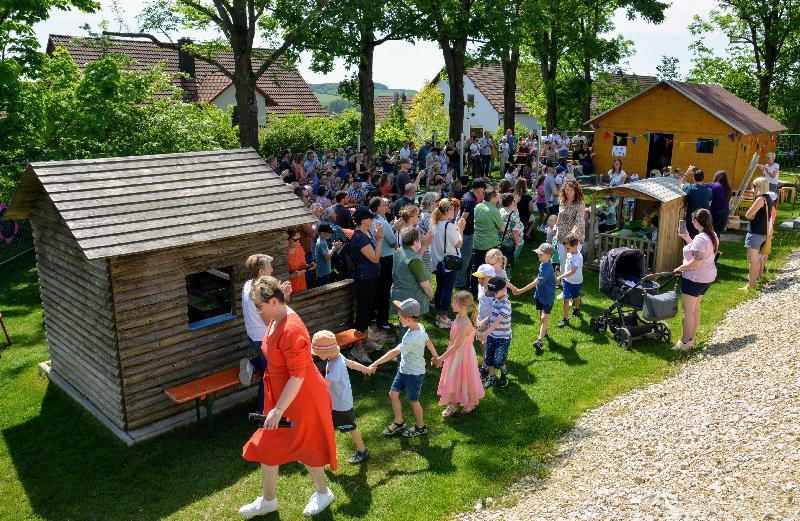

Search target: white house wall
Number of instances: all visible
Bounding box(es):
[213,85,268,125]
[438,76,541,137]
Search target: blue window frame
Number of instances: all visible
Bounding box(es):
[186,267,236,330]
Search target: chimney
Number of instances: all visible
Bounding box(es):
[401,92,406,102]
[178,38,199,103]
[393,91,399,105]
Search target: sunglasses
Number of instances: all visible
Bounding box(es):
[290,236,301,242]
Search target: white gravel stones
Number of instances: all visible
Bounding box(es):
[460,253,800,521]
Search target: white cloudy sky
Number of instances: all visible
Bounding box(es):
[34,0,728,91]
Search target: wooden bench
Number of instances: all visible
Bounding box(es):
[164,329,366,430]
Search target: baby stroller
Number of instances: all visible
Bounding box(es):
[589,247,678,349]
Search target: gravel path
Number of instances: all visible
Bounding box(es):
[462,253,800,521]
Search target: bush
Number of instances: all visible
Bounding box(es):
[259,110,360,156]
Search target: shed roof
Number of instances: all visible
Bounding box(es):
[588,176,686,203]
[48,35,327,117]
[587,80,787,135]
[7,149,314,259]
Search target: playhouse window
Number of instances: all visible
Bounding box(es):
[696,138,714,154]
[466,94,475,107]
[186,267,236,330]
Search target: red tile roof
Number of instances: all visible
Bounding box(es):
[47,34,327,117]
[464,65,529,115]
[374,94,414,122]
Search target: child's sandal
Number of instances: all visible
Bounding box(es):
[461,405,476,414]
[382,421,405,437]
[442,405,459,418]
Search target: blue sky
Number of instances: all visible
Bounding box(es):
[34,0,728,91]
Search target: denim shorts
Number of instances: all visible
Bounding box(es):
[744,233,767,250]
[485,336,511,368]
[331,409,357,433]
[391,372,425,402]
[681,277,712,297]
[535,297,554,314]
[562,281,583,300]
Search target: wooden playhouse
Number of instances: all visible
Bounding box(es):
[6,148,355,444]
[586,176,686,274]
[587,81,787,189]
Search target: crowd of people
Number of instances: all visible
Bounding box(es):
[234,132,783,517]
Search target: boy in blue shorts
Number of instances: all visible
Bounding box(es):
[514,242,556,355]
[557,235,583,328]
[371,298,441,438]
[477,276,513,389]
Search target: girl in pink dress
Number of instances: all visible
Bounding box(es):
[436,291,486,416]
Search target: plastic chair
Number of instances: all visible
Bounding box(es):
[0,312,10,346]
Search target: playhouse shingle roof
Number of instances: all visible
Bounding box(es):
[8,149,315,259]
[47,34,327,117]
[592,176,687,203]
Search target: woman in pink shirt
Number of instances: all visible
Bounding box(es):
[671,208,718,351]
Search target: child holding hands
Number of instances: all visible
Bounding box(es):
[472,264,496,378]
[437,291,485,416]
[312,330,375,464]
[477,277,513,389]
[371,298,441,438]
[513,243,556,354]
[556,235,583,328]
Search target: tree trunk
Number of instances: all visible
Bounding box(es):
[440,37,468,142]
[231,27,260,149]
[540,55,557,131]
[501,45,520,132]
[358,43,376,154]
[581,57,592,128]
[758,45,777,114]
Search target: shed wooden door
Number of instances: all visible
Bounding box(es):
[647,133,673,174]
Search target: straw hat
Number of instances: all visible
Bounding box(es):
[311,330,340,359]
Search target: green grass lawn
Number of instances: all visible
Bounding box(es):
[1,209,799,521]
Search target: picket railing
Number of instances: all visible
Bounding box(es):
[597,233,657,273]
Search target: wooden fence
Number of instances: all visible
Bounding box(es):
[596,233,657,273]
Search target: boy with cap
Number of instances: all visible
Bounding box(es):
[370,298,441,438]
[311,330,375,464]
[513,243,557,354]
[477,276,513,389]
[314,223,343,287]
[471,264,496,378]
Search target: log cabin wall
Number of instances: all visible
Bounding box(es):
[110,230,288,430]
[29,197,125,428]
[289,280,355,335]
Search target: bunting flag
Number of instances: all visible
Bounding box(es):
[653,134,660,143]
[713,138,719,147]
[631,136,637,144]
[791,151,796,158]
[604,131,611,138]
[679,141,686,150]
[728,132,735,141]
[592,122,600,129]
[643,132,649,141]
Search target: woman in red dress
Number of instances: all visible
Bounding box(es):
[287,226,309,294]
[240,276,337,518]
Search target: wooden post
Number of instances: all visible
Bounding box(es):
[588,193,597,264]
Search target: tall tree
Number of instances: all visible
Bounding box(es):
[301,0,413,153]
[526,0,570,131]
[126,0,331,148]
[413,0,487,141]
[690,0,800,114]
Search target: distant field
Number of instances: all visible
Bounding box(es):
[309,82,418,113]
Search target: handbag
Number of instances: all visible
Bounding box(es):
[642,282,679,321]
[499,212,516,260]
[441,222,463,271]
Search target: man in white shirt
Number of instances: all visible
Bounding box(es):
[399,142,411,160]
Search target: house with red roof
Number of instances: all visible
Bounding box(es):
[47,34,327,124]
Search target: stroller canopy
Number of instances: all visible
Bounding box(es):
[600,247,646,296]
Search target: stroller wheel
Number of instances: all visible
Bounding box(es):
[660,323,672,344]
[614,327,632,350]
[590,316,607,333]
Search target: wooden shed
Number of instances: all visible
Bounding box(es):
[6,148,355,444]
[587,81,787,189]
[586,177,686,274]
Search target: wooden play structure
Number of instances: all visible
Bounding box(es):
[587,81,787,190]
[6,149,356,444]
[587,177,686,274]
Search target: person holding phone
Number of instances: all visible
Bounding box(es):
[672,209,719,351]
[240,276,337,518]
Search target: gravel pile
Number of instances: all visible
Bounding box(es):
[461,253,800,521]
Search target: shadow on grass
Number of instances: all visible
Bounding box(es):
[3,384,257,521]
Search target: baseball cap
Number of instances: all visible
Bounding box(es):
[604,195,615,201]
[311,330,340,359]
[352,206,376,224]
[318,223,333,234]
[534,242,555,255]
[487,276,507,293]
[472,264,496,279]
[393,298,421,318]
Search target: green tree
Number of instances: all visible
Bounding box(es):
[127,0,334,149]
[301,0,413,153]
[407,82,449,143]
[656,55,680,80]
[689,0,800,114]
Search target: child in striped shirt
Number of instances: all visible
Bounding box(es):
[476,276,513,389]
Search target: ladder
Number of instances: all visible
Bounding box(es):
[729,153,761,214]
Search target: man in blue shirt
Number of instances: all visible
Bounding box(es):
[682,168,712,238]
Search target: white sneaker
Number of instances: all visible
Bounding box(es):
[671,340,692,351]
[239,358,254,387]
[303,488,335,516]
[239,496,278,518]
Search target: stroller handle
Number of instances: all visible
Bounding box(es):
[643,271,674,281]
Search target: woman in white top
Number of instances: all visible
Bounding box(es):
[499,137,510,174]
[239,255,293,411]
[430,198,467,328]
[758,152,780,194]
[608,158,627,187]
[417,191,441,272]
